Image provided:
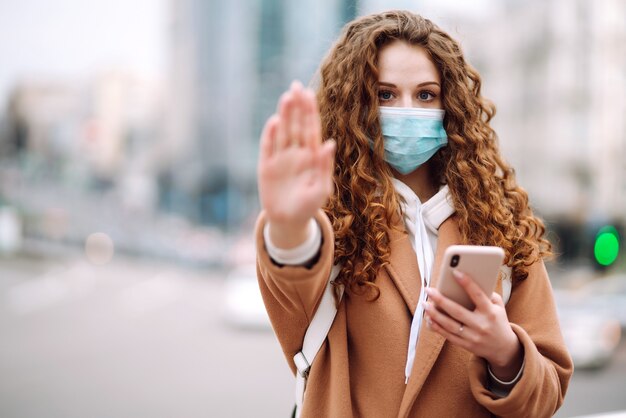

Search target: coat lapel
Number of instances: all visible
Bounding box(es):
[383,223,421,316]
[398,216,462,418]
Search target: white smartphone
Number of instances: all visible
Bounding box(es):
[435,245,505,310]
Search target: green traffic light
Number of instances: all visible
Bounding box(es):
[594,226,620,266]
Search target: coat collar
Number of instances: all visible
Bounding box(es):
[383,219,422,316]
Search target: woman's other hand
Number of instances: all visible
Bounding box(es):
[424,271,524,382]
[258,81,336,249]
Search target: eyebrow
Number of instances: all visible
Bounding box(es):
[378,81,441,88]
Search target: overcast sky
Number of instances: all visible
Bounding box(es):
[0,0,167,110]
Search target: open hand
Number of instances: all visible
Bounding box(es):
[258,81,335,248]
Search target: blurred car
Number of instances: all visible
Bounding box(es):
[554,288,622,370]
[221,264,272,330]
[0,205,23,255]
[573,274,626,330]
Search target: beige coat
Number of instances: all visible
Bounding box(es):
[256,210,573,418]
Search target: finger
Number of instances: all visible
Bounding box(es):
[259,114,280,160]
[426,313,473,351]
[303,88,321,151]
[425,287,477,328]
[289,81,304,146]
[424,301,470,339]
[276,91,293,149]
[453,270,492,311]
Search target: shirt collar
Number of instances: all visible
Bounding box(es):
[390,178,455,234]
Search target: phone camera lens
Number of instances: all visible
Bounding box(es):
[450,255,459,267]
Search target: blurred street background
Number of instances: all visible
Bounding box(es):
[0,0,625,417]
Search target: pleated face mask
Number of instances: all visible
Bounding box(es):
[378,106,448,175]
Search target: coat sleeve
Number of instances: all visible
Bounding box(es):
[468,259,574,418]
[255,209,335,374]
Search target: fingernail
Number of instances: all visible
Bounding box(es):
[453,270,464,281]
[424,288,432,296]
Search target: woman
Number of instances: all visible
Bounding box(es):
[256,10,572,418]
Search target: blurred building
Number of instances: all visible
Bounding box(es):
[0,73,165,249]
[161,0,358,229]
[454,0,626,263]
[467,0,626,227]
[1,73,163,188]
[2,81,88,170]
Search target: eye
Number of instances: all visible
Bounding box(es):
[378,90,394,101]
[418,91,436,101]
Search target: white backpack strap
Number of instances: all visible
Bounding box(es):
[293,264,343,418]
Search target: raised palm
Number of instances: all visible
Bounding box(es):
[258,82,335,243]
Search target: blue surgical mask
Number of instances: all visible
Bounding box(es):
[377,106,448,175]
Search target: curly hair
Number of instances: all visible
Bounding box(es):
[316,10,552,298]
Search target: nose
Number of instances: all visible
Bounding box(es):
[399,94,413,108]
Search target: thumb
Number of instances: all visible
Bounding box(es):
[319,139,336,174]
[490,292,504,307]
[320,139,336,165]
[319,139,336,194]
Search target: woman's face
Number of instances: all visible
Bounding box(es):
[376,40,442,109]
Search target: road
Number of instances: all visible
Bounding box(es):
[0,252,294,418]
[557,342,626,418]
[0,252,625,418]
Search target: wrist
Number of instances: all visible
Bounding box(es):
[267,218,312,249]
[487,330,524,381]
